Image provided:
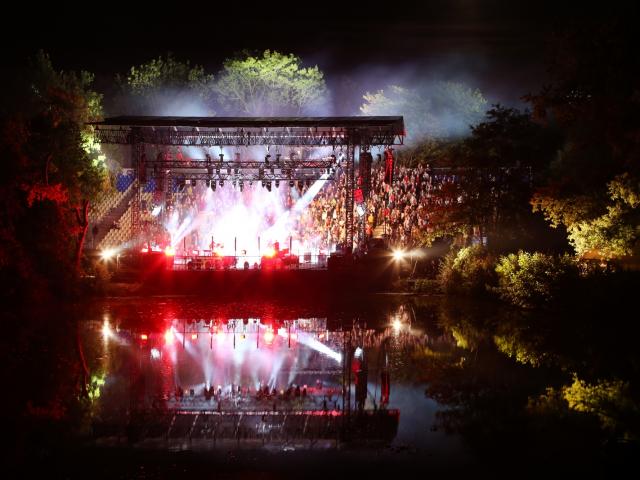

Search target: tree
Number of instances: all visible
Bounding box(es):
[0,51,107,298]
[214,50,327,116]
[526,21,640,261]
[360,81,487,144]
[416,106,560,248]
[114,53,216,115]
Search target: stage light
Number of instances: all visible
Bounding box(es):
[191,333,198,340]
[100,248,117,261]
[354,347,363,358]
[150,348,161,359]
[392,249,405,261]
[264,329,275,344]
[289,180,294,188]
[265,154,271,166]
[275,180,280,188]
[266,182,272,192]
[265,247,276,258]
[140,333,148,341]
[164,328,174,344]
[165,245,175,256]
[219,180,224,187]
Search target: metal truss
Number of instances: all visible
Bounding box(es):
[94,127,404,147]
[144,158,338,183]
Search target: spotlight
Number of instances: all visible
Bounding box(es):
[140,333,148,341]
[191,333,198,340]
[264,329,275,344]
[165,245,175,256]
[164,328,174,344]
[392,249,405,261]
[266,181,272,192]
[219,179,224,187]
[289,180,294,188]
[100,248,116,261]
[261,180,266,188]
[275,180,280,188]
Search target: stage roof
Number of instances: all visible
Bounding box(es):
[90,116,405,146]
[90,116,404,133]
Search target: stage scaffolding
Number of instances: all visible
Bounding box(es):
[90,116,404,251]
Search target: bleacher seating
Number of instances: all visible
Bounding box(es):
[115,170,135,192]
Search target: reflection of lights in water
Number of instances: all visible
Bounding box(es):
[264,329,275,344]
[150,348,161,359]
[102,320,112,340]
[164,328,175,344]
[392,318,402,333]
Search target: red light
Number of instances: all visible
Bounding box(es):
[164,329,174,344]
[264,329,275,344]
[140,333,148,341]
[165,245,175,256]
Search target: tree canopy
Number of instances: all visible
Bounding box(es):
[114,53,216,115]
[0,51,107,299]
[213,50,327,116]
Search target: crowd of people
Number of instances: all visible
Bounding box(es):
[140,157,460,255]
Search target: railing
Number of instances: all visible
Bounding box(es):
[170,253,329,271]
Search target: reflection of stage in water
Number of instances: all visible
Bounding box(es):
[96,317,400,446]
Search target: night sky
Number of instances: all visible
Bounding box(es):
[3,1,637,106]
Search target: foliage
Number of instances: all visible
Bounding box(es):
[533,173,640,259]
[494,251,578,308]
[0,51,107,300]
[414,107,561,248]
[437,245,497,295]
[214,50,327,116]
[526,22,640,261]
[361,81,486,144]
[115,53,216,115]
